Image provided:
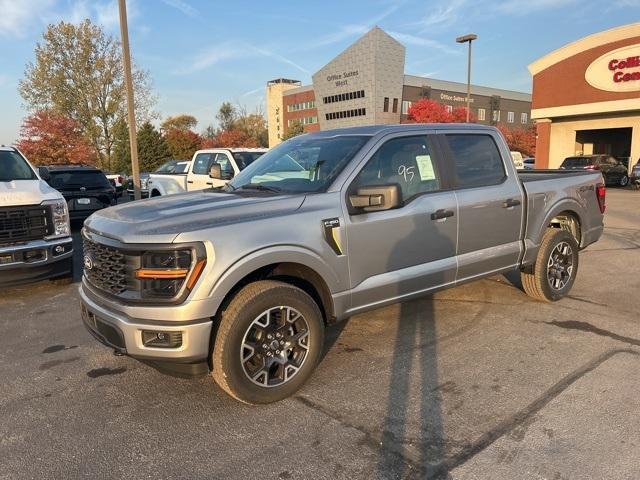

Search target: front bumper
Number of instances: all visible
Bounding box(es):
[0,237,73,287]
[79,282,213,369]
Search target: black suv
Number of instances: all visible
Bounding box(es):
[40,166,116,220]
[560,155,629,187]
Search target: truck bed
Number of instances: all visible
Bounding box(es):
[518,169,596,182]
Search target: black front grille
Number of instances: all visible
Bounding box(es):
[0,205,52,244]
[83,237,128,295]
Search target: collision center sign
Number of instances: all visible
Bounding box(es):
[585,43,640,92]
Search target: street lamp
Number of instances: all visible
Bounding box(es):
[456,33,477,123]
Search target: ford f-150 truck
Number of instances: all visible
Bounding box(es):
[80,125,605,404]
[146,148,267,196]
[1,146,73,287]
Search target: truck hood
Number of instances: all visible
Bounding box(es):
[84,190,306,243]
[0,179,63,206]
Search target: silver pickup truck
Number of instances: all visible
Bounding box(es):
[80,124,605,404]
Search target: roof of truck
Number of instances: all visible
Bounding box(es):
[304,123,499,138]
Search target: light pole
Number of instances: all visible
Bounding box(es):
[456,33,477,123]
[118,0,141,200]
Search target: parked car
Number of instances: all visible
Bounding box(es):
[126,172,151,200]
[523,157,535,169]
[40,165,116,220]
[126,160,191,199]
[146,159,191,197]
[105,173,125,197]
[560,154,629,187]
[631,159,640,189]
[510,151,524,169]
[0,146,73,287]
[80,124,605,404]
[147,148,267,196]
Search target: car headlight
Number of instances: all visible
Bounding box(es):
[140,178,149,190]
[135,249,206,299]
[43,199,70,239]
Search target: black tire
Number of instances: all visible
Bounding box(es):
[619,174,629,187]
[212,280,325,404]
[521,228,579,302]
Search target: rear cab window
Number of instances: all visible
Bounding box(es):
[445,134,506,188]
[49,170,111,189]
[561,157,591,168]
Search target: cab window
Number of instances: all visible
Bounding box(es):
[446,134,506,188]
[352,135,441,203]
[192,153,215,175]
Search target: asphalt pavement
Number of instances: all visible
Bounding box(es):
[1,189,639,480]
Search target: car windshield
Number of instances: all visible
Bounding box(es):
[0,150,37,181]
[155,160,190,174]
[225,136,369,194]
[48,171,111,189]
[561,157,591,168]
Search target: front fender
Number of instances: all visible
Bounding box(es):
[206,245,343,315]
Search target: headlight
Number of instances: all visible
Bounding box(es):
[140,178,149,190]
[43,199,70,239]
[135,249,206,298]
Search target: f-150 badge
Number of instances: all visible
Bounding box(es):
[322,218,343,255]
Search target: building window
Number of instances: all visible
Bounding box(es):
[392,98,398,113]
[287,116,317,127]
[492,110,501,122]
[287,100,316,112]
[325,108,367,121]
[521,112,528,124]
[478,108,486,121]
[401,100,412,114]
[445,105,453,113]
[507,111,514,123]
[323,90,365,104]
[383,97,389,112]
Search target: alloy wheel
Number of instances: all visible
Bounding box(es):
[240,306,310,387]
[546,241,574,291]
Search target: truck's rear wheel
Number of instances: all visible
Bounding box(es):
[211,280,324,404]
[521,228,579,302]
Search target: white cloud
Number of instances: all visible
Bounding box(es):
[0,74,9,87]
[494,0,579,15]
[160,0,198,17]
[413,0,467,30]
[387,31,458,54]
[0,0,56,37]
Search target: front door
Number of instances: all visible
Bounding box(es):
[188,152,216,190]
[343,134,458,313]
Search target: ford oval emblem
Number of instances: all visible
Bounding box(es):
[80,186,87,191]
[83,254,93,271]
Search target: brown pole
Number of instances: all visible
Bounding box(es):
[118,0,141,200]
[466,40,472,123]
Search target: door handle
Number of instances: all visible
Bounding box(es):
[187,180,194,184]
[430,209,455,220]
[502,198,521,208]
[206,182,213,185]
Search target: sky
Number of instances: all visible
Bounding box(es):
[0,0,638,143]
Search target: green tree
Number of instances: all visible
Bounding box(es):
[161,114,198,132]
[282,120,304,140]
[111,118,131,174]
[234,112,268,147]
[216,102,236,131]
[137,121,171,172]
[19,20,156,171]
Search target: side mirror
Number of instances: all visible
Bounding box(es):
[38,167,50,181]
[209,164,222,179]
[349,185,401,213]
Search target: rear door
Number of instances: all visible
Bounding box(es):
[440,131,524,281]
[344,132,458,311]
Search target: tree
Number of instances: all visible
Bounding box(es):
[407,99,474,123]
[16,110,95,166]
[111,118,131,174]
[209,130,259,148]
[233,110,268,147]
[216,102,236,131]
[161,114,197,132]
[137,122,171,172]
[19,20,156,171]
[282,120,304,140]
[164,128,202,159]
[497,125,536,157]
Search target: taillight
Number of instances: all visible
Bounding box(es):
[596,183,606,214]
[118,176,123,184]
[585,164,600,170]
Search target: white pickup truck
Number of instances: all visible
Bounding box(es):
[147,148,267,196]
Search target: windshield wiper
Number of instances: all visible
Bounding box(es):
[237,183,282,193]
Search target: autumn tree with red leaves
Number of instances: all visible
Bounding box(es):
[208,130,259,148]
[407,99,474,124]
[16,110,96,165]
[497,125,536,157]
[164,128,203,160]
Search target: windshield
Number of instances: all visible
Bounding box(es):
[48,171,111,189]
[225,136,369,194]
[0,150,37,181]
[155,159,189,174]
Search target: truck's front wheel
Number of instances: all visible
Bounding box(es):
[211,280,325,404]
[521,228,579,302]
